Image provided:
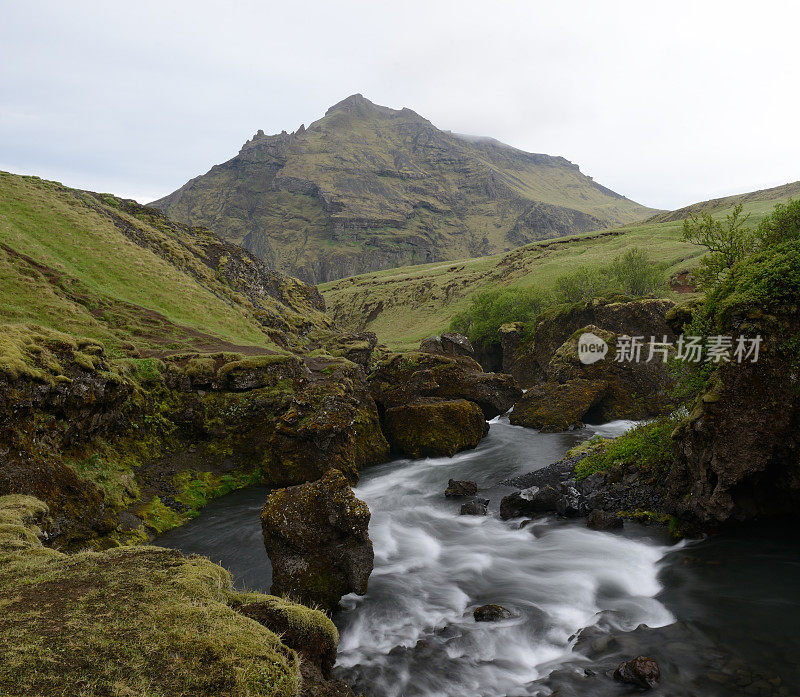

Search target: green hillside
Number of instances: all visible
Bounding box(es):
[0,171,331,358]
[151,94,656,283]
[321,184,798,351]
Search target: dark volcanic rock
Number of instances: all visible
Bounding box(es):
[614,656,661,689]
[261,469,373,612]
[499,453,668,523]
[473,604,512,622]
[445,479,478,498]
[499,485,561,520]
[460,499,489,516]
[420,332,476,359]
[369,352,522,420]
[586,509,623,530]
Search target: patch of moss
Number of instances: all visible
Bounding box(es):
[137,496,186,535]
[66,453,141,512]
[174,469,263,516]
[575,416,679,479]
[0,495,306,697]
[617,508,672,525]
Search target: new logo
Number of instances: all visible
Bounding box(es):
[578,332,609,365]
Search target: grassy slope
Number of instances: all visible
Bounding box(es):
[0,171,327,358]
[321,189,797,351]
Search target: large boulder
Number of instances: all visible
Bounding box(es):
[369,352,521,419]
[509,378,609,431]
[261,469,373,612]
[265,357,390,486]
[419,332,476,359]
[509,323,673,431]
[382,399,488,458]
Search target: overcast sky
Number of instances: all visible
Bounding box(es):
[1,1,798,210]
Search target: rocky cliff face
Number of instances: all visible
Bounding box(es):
[668,241,800,526]
[150,94,655,283]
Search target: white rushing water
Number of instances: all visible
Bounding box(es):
[335,416,676,697]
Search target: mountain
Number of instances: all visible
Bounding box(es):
[150,94,657,283]
[320,181,799,351]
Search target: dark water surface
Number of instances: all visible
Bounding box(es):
[156,415,800,696]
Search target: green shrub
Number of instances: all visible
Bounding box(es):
[607,247,666,297]
[755,197,800,247]
[682,202,755,289]
[450,286,553,350]
[554,267,614,304]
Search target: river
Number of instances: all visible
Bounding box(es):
[156,414,800,696]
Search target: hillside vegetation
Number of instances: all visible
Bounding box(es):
[321,186,798,351]
[151,94,655,282]
[0,170,332,358]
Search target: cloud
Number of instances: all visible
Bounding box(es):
[1,0,798,208]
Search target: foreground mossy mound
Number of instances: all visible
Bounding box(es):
[0,495,338,697]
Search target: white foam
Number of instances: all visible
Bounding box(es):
[337,418,675,696]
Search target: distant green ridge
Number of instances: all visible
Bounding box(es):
[321,182,798,351]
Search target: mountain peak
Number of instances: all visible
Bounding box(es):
[325,93,375,115]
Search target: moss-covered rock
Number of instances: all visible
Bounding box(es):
[0,336,387,548]
[235,594,339,678]
[509,378,609,432]
[383,398,489,458]
[265,356,389,486]
[545,325,673,422]
[261,469,373,613]
[0,495,348,697]
[369,351,521,419]
[504,298,676,388]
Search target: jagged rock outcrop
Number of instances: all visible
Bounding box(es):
[503,298,676,388]
[150,94,654,283]
[261,469,373,612]
[419,332,475,359]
